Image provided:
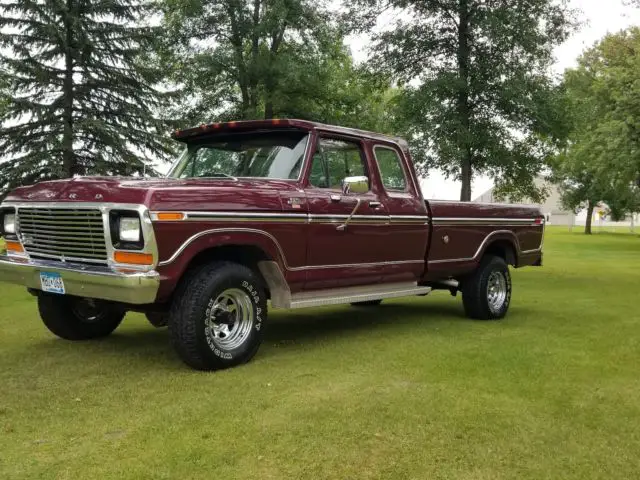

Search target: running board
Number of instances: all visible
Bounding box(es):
[287,282,431,309]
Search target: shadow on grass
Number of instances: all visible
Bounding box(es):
[266,301,465,342]
[23,300,467,369]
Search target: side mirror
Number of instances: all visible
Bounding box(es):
[342,176,369,195]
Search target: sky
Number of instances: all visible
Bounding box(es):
[345,0,640,200]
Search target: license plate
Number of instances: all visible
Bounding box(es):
[40,272,65,295]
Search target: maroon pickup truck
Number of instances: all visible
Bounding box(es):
[0,120,544,370]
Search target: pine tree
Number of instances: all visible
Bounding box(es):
[0,0,171,198]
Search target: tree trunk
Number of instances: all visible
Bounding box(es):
[228,4,252,119]
[264,100,274,120]
[460,157,472,201]
[264,25,286,120]
[456,0,472,201]
[62,0,75,178]
[585,200,594,235]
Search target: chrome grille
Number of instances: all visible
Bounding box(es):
[17,208,108,264]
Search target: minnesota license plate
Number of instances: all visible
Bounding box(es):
[40,272,65,295]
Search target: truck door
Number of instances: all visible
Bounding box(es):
[303,135,388,290]
[369,143,430,284]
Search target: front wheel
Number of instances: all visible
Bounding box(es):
[461,255,512,320]
[169,262,267,371]
[38,294,125,340]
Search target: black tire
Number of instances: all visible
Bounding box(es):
[38,294,125,340]
[461,255,512,320]
[168,261,267,371]
[351,300,383,307]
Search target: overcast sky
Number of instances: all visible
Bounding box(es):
[345,0,640,200]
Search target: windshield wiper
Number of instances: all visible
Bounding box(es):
[196,172,238,180]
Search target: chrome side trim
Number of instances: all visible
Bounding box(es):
[428,230,518,264]
[428,229,542,265]
[431,217,540,226]
[299,259,424,271]
[184,212,307,222]
[288,282,431,309]
[158,228,288,268]
[157,226,426,270]
[151,211,430,225]
[152,211,541,227]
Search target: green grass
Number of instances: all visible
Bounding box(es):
[1,227,639,479]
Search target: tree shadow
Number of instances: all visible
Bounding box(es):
[264,301,466,345]
[23,300,467,369]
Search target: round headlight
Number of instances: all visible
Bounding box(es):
[3,213,16,234]
[119,217,141,243]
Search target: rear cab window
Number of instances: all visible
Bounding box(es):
[373,146,407,192]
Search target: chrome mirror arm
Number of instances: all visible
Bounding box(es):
[336,198,361,231]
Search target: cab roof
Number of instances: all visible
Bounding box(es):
[172,119,408,147]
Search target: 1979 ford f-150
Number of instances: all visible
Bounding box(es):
[0,119,544,370]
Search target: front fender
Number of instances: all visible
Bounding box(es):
[154,228,292,302]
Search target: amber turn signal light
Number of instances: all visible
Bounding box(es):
[5,241,24,254]
[113,251,153,265]
[155,212,185,221]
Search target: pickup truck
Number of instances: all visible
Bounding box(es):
[0,119,544,370]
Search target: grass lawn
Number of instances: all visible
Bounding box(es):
[1,227,639,479]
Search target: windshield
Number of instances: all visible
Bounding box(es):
[167,131,309,180]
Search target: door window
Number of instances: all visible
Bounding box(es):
[374,147,407,191]
[309,138,368,190]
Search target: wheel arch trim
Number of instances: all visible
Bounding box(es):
[428,230,534,265]
[158,228,289,269]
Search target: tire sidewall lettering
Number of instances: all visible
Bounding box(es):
[202,279,264,359]
[241,280,263,331]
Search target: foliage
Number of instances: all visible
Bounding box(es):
[0,0,173,198]
[349,0,575,201]
[552,28,640,233]
[158,0,399,131]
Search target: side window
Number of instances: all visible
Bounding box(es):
[309,138,368,190]
[374,147,407,191]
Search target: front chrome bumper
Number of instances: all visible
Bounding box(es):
[0,256,160,304]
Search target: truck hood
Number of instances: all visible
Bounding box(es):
[4,176,302,212]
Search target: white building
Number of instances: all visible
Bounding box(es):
[474,177,639,229]
[473,177,575,226]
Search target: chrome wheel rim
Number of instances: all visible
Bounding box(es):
[205,288,254,350]
[487,271,508,314]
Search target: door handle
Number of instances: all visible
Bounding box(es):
[330,194,342,202]
[369,201,382,209]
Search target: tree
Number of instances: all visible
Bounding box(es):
[0,0,172,198]
[349,0,575,201]
[158,0,400,130]
[553,28,640,234]
[159,0,329,121]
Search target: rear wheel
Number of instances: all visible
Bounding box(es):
[38,294,125,340]
[168,262,267,371]
[461,255,511,320]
